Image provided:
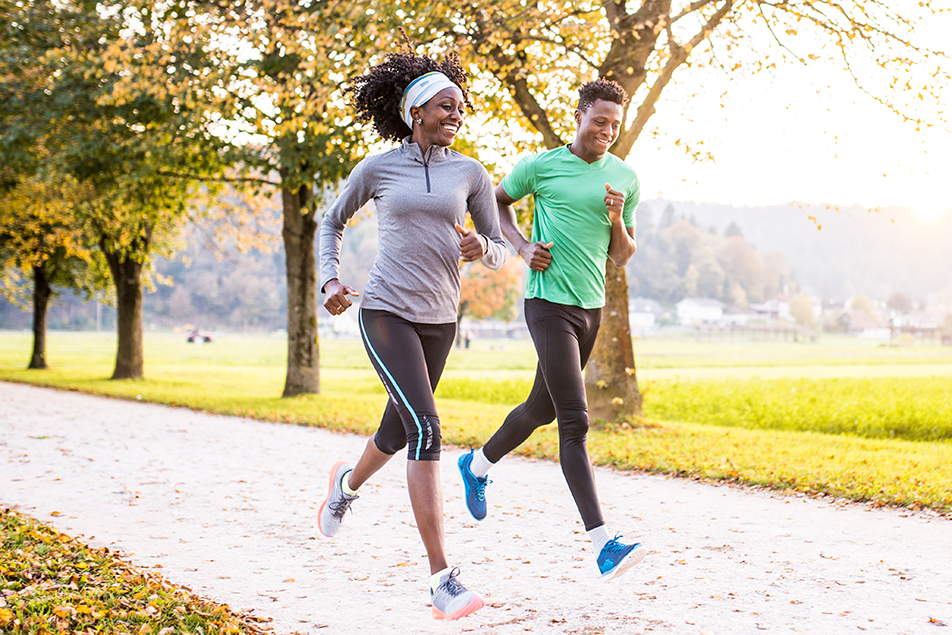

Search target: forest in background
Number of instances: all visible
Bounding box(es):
[3,200,950,332]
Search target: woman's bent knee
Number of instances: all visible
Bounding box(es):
[373,431,406,456]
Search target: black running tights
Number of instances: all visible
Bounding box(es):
[359,308,456,461]
[483,298,605,530]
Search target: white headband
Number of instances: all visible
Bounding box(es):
[400,72,459,128]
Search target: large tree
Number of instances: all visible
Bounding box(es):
[403,0,948,420]
[0,171,106,369]
[134,0,388,396]
[1,0,225,379]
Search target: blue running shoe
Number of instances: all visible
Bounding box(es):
[457,450,490,520]
[597,535,647,581]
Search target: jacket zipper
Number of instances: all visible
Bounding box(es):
[420,145,433,193]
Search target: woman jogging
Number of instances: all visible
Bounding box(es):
[457,79,647,582]
[317,49,506,621]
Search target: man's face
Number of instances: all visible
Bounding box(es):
[574,99,624,161]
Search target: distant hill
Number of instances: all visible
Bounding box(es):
[638,201,952,303]
[4,200,950,331]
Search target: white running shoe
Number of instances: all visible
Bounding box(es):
[430,568,485,620]
[318,461,358,538]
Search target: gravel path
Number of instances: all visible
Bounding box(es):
[2,381,950,634]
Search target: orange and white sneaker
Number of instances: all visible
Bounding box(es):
[318,461,358,538]
[430,567,484,621]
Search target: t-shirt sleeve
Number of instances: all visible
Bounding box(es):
[623,172,640,229]
[500,153,537,201]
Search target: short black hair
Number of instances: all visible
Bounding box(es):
[347,51,471,143]
[577,78,628,112]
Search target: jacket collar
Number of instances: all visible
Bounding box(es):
[400,137,451,163]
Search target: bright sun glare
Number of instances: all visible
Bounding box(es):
[909,192,952,220]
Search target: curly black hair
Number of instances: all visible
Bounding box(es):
[578,78,628,112]
[347,51,472,143]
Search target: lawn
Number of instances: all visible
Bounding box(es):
[1,330,950,513]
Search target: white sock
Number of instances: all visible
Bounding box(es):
[431,567,452,592]
[341,469,358,496]
[588,525,612,553]
[469,448,494,478]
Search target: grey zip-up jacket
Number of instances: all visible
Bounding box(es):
[320,138,507,324]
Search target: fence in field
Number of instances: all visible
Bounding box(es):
[694,325,819,343]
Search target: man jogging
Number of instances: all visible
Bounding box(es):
[458,78,646,581]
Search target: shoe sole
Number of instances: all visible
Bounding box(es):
[318,460,348,539]
[601,544,647,581]
[457,453,486,521]
[432,594,485,621]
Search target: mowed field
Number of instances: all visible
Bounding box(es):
[1,330,950,513]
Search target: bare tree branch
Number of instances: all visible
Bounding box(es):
[613,0,734,157]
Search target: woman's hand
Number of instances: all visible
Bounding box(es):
[323,279,360,315]
[455,224,486,262]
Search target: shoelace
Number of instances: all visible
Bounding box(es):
[329,493,358,520]
[439,567,466,597]
[473,477,491,502]
[602,534,628,552]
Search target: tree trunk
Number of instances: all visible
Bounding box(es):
[281,179,320,397]
[455,300,469,348]
[102,247,145,380]
[28,264,50,370]
[584,261,643,422]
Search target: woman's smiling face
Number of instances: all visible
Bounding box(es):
[411,85,466,149]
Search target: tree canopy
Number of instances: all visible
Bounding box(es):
[1,0,229,378]
[394,0,948,419]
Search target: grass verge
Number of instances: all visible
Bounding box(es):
[1,331,950,514]
[0,509,272,634]
[642,376,952,441]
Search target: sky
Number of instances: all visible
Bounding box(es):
[627,12,952,219]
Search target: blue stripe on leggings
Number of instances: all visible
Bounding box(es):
[359,309,425,460]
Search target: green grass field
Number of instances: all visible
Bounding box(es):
[1,330,950,514]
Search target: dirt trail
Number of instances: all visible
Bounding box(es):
[2,381,950,634]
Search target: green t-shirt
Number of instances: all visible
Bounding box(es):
[502,145,639,309]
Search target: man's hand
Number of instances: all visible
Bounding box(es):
[323,279,359,315]
[455,224,486,262]
[519,241,554,271]
[604,183,625,224]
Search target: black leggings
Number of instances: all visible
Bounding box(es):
[359,308,456,461]
[483,298,604,530]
